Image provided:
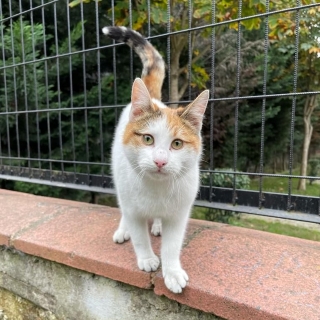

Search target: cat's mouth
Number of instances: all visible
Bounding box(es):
[146,168,169,179]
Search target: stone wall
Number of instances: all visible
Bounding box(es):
[0,248,220,320]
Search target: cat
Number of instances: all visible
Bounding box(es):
[102,26,209,293]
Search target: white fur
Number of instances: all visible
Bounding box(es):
[102,27,109,35]
[112,89,206,293]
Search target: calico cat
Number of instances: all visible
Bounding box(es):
[102,26,209,293]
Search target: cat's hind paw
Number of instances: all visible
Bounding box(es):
[113,229,130,244]
[138,256,160,272]
[163,268,189,294]
[151,220,162,236]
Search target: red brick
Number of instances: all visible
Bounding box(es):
[155,224,320,320]
[13,205,154,289]
[0,189,71,246]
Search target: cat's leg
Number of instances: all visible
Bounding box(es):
[113,215,130,243]
[161,215,189,293]
[151,218,162,236]
[125,214,160,272]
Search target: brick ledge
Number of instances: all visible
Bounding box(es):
[0,189,319,320]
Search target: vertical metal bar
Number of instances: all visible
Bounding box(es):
[258,0,270,209]
[0,1,12,167]
[66,2,76,176]
[129,0,133,84]
[53,2,64,172]
[287,1,301,211]
[95,0,104,175]
[19,0,31,172]
[147,0,151,38]
[111,0,118,123]
[30,0,41,169]
[80,2,90,176]
[41,0,52,173]
[167,0,171,101]
[187,0,192,100]
[209,0,216,202]
[232,0,242,205]
[8,1,21,166]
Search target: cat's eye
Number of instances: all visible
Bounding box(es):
[142,134,154,145]
[171,139,183,150]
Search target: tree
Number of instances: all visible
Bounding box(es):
[69,0,269,104]
[268,3,320,190]
[68,0,319,181]
[0,5,118,199]
[69,0,269,164]
[0,21,58,162]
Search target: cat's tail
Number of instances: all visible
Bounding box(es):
[102,26,165,101]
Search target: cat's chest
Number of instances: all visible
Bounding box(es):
[128,177,184,214]
[137,179,176,200]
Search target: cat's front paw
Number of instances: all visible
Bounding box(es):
[113,229,130,243]
[163,268,189,293]
[138,256,160,272]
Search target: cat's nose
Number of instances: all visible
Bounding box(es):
[153,149,168,168]
[154,160,167,168]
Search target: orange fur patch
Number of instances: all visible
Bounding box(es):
[135,42,164,100]
[142,75,163,100]
[122,106,161,147]
[123,105,201,152]
[163,108,201,152]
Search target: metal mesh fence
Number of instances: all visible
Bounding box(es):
[0,0,320,223]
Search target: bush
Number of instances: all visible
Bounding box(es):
[201,168,250,189]
[200,168,250,223]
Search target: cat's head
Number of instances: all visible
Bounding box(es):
[123,78,209,181]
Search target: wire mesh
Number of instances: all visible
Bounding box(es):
[0,1,319,224]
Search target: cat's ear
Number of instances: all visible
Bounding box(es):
[180,90,209,132]
[130,78,154,121]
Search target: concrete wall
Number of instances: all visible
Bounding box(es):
[0,248,221,320]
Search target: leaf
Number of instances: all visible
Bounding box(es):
[192,64,210,89]
[241,17,261,30]
[69,0,100,8]
[301,42,313,51]
[278,47,287,53]
[69,0,82,8]
[309,47,320,54]
[193,4,211,19]
[151,7,167,24]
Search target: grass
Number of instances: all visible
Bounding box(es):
[249,169,320,197]
[230,217,320,242]
[192,206,320,242]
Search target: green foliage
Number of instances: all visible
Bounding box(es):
[192,206,239,224]
[200,169,249,223]
[2,0,319,204]
[206,209,239,224]
[201,169,250,190]
[0,11,119,197]
[69,0,101,8]
[14,181,88,201]
[0,21,56,114]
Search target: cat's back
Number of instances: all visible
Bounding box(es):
[111,103,131,168]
